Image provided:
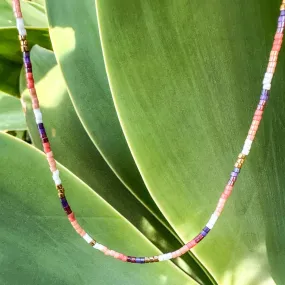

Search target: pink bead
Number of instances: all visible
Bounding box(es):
[268,61,277,68]
[275,32,283,39]
[253,115,262,121]
[68,213,75,222]
[254,110,263,116]
[186,240,197,249]
[180,245,189,254]
[109,250,116,257]
[114,252,120,259]
[100,246,108,253]
[104,250,111,256]
[247,135,255,141]
[29,88,37,97]
[46,151,53,158]
[118,254,124,261]
[122,255,128,262]
[27,80,34,89]
[79,229,86,236]
[215,209,222,216]
[272,44,281,51]
[171,252,177,258]
[252,119,260,126]
[274,39,282,45]
[176,249,183,257]
[250,125,258,131]
[248,130,257,136]
[26,73,33,80]
[50,166,57,172]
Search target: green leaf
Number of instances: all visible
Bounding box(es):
[0,1,50,96]
[0,92,26,131]
[20,45,212,284]
[45,0,152,210]
[95,0,285,284]
[0,132,196,285]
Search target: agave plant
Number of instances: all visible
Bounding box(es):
[1,0,285,284]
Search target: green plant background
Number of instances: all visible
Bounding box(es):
[1,0,285,284]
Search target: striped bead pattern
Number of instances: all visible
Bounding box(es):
[13,0,284,264]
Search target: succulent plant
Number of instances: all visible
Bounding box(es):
[1,1,285,284]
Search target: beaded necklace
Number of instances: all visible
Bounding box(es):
[12,0,285,264]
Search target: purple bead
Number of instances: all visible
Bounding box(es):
[261,89,269,96]
[61,197,69,208]
[278,22,285,28]
[277,27,284,33]
[201,230,208,237]
[231,171,238,177]
[260,95,269,100]
[24,62,32,68]
[38,123,44,129]
[234,167,240,173]
[281,11,285,16]
[24,56,31,64]
[278,16,285,22]
[203,226,210,233]
[23,51,29,57]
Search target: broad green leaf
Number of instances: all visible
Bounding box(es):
[45,0,153,213]
[19,45,212,284]
[0,133,196,285]
[0,92,26,131]
[96,0,285,284]
[0,1,49,96]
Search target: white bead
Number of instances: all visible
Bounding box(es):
[262,77,272,85]
[158,255,164,261]
[263,83,271,90]
[164,253,172,261]
[83,233,93,243]
[244,138,253,146]
[52,169,59,179]
[264,72,273,79]
[94,243,104,250]
[52,170,62,185]
[33,108,42,124]
[241,148,250,155]
[206,214,219,229]
[16,18,26,36]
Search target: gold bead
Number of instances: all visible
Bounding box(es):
[58,193,65,198]
[20,45,29,52]
[238,153,246,159]
[145,257,150,263]
[236,158,245,165]
[18,35,26,41]
[20,40,28,46]
[89,240,96,246]
[153,256,159,262]
[280,4,285,10]
[149,257,154,263]
[234,162,242,168]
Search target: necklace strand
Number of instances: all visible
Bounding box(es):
[12,0,285,264]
